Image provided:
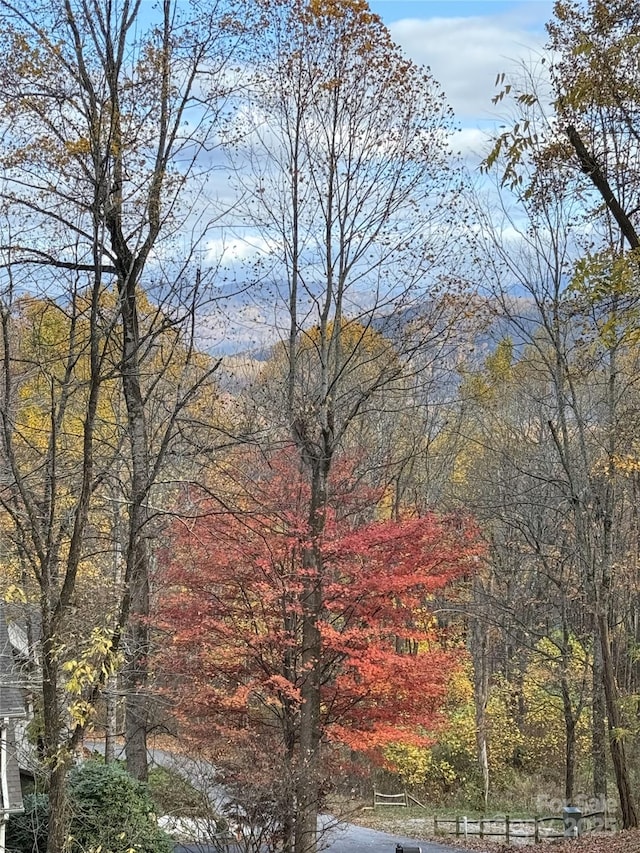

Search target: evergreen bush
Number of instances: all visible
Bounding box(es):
[6,761,172,853]
[6,793,49,853]
[68,761,172,853]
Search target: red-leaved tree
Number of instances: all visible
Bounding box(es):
[156,450,483,847]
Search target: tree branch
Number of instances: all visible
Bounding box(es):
[566,123,640,251]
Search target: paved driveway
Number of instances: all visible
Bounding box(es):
[322,821,472,853]
[176,824,474,853]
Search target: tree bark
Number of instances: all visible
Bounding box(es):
[560,676,576,803]
[295,586,322,853]
[592,636,608,804]
[294,462,329,853]
[104,673,118,764]
[123,540,151,781]
[471,575,490,811]
[41,630,69,853]
[598,613,638,828]
[565,125,640,252]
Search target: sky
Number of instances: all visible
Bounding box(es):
[368,1,555,161]
[206,1,559,352]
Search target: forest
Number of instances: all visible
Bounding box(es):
[1,2,640,853]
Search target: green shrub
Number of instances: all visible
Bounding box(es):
[6,762,172,853]
[6,793,49,853]
[68,760,172,853]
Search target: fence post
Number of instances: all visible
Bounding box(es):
[434,815,438,835]
[505,814,510,844]
[479,818,484,839]
[455,816,460,837]
[534,816,539,844]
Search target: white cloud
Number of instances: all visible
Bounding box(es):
[389,12,551,123]
[205,234,280,265]
[451,126,493,161]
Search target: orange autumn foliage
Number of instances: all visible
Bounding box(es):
[156,449,484,765]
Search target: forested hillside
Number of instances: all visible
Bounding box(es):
[1,2,639,853]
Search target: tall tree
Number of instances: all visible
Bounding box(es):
[0,1,235,847]
[226,3,464,848]
[158,449,482,851]
[480,50,640,819]
[0,284,119,853]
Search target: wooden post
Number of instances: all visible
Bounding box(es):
[534,816,540,844]
[455,816,460,836]
[505,814,510,844]
[479,818,484,839]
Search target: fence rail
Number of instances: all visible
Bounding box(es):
[433,811,612,843]
[374,791,409,808]
[370,795,615,844]
[373,791,428,810]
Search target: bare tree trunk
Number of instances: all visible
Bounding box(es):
[106,499,124,764]
[598,613,638,828]
[46,761,71,853]
[597,343,637,828]
[295,585,322,853]
[592,631,608,803]
[471,575,490,811]
[102,21,154,777]
[123,539,151,781]
[560,676,576,803]
[294,463,328,853]
[42,630,69,853]
[104,674,118,764]
[565,125,640,252]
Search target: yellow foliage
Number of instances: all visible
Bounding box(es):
[3,584,27,604]
[375,485,395,521]
[446,661,475,705]
[481,680,523,772]
[12,296,121,456]
[383,645,591,796]
[302,317,398,370]
[384,664,477,791]
[64,137,91,156]
[460,337,514,407]
[485,337,514,383]
[384,743,434,788]
[0,556,27,598]
[451,444,474,487]
[612,453,640,475]
[517,635,591,768]
[62,626,123,724]
[570,250,640,348]
[67,698,96,727]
